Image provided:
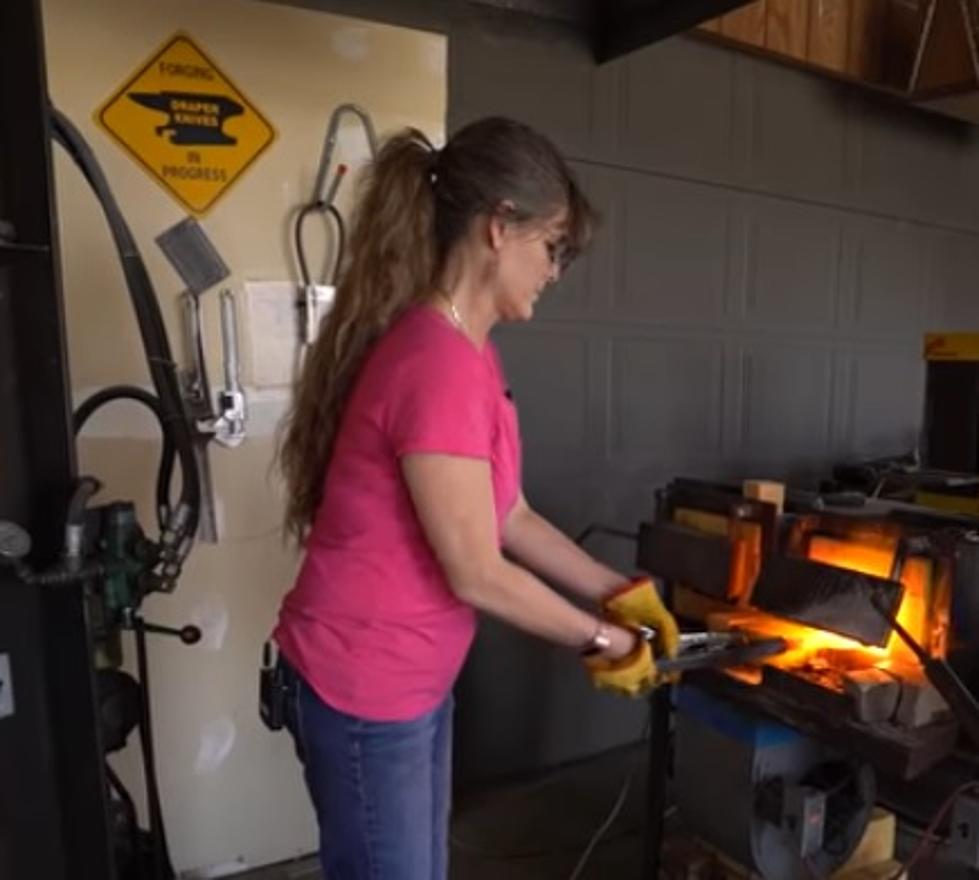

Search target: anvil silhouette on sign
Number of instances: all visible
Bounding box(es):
[128,91,244,145]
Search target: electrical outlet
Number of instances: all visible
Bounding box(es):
[0,653,14,719]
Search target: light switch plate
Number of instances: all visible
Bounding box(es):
[0,653,13,719]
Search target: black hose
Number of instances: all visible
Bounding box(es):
[50,108,200,560]
[74,385,177,529]
[66,476,102,530]
[293,203,318,289]
[327,203,345,283]
[293,202,346,289]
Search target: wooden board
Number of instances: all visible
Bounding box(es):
[809,0,852,72]
[911,0,978,95]
[839,808,896,873]
[662,830,904,879]
[766,0,811,59]
[721,0,768,45]
[848,0,887,80]
[882,0,928,89]
[835,860,906,879]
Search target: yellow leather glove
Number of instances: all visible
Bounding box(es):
[603,577,680,661]
[583,638,656,698]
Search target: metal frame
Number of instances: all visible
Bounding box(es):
[263,0,756,62]
[595,0,755,62]
[0,1,114,877]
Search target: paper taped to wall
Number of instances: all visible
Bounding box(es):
[244,280,334,388]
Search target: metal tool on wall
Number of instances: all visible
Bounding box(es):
[156,217,247,542]
[293,103,378,344]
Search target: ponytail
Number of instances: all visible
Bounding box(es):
[279,128,437,543]
[279,117,595,544]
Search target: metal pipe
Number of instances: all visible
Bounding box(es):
[310,103,378,205]
[219,288,240,396]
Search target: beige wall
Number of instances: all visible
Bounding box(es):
[41,0,445,873]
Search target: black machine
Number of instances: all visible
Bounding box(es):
[1,4,204,878]
[636,476,979,877]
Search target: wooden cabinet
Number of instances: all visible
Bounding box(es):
[697,0,925,92]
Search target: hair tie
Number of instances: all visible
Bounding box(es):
[428,147,440,186]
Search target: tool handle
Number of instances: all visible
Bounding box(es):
[219,288,240,394]
[875,595,979,748]
[656,637,786,674]
[141,620,202,645]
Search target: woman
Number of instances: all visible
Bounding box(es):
[274,116,678,880]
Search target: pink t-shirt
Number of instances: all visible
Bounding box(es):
[274,306,522,721]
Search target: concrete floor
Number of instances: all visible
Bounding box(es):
[231,746,948,880]
[235,743,650,880]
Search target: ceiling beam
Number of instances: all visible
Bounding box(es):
[596,0,755,63]
[260,0,755,66]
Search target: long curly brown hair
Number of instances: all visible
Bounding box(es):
[278,117,595,543]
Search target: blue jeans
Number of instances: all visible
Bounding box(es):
[281,661,453,880]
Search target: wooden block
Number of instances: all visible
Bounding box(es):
[742,479,785,514]
[808,0,851,72]
[838,808,896,872]
[834,858,905,879]
[661,833,750,879]
[848,0,887,81]
[699,17,723,33]
[766,0,810,59]
[674,586,734,625]
[721,0,768,46]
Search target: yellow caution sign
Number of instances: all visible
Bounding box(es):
[96,33,275,214]
[924,333,979,362]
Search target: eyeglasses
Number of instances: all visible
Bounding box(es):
[496,203,577,270]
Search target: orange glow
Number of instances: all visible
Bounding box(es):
[673,507,762,604]
[889,556,934,664]
[807,535,895,578]
[806,535,940,662]
[707,535,946,684]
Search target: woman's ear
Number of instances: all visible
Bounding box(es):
[487,209,509,252]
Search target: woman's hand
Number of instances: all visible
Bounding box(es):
[601,622,640,661]
[603,578,680,660]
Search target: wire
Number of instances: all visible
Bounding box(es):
[293,202,346,291]
[292,204,319,289]
[327,203,346,284]
[449,718,652,866]
[887,780,979,879]
[566,709,652,880]
[566,766,636,880]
